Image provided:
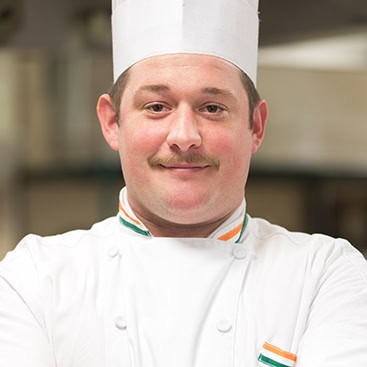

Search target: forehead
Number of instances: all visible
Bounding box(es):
[124,53,244,93]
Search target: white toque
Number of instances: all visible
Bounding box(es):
[111,0,259,84]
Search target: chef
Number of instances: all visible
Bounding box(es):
[1,0,367,366]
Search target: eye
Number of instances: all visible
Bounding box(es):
[206,105,221,113]
[146,103,168,113]
[201,104,225,114]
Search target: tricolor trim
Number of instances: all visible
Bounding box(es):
[117,187,249,242]
[118,202,152,237]
[218,222,242,241]
[216,213,248,243]
[119,202,141,226]
[258,342,297,367]
[118,216,151,237]
[235,213,248,243]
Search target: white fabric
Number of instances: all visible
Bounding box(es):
[111,0,259,83]
[1,215,367,366]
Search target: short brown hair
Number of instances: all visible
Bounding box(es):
[109,66,260,128]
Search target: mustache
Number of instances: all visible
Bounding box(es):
[148,152,220,170]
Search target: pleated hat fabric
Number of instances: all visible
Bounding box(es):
[111,0,260,83]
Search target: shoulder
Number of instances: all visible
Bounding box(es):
[248,216,338,246]
[246,218,367,340]
[0,216,123,351]
[247,216,367,283]
[0,216,122,321]
[0,216,119,282]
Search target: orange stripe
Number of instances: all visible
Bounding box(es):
[263,342,297,362]
[119,202,142,226]
[218,222,242,241]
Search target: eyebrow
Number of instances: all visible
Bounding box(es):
[133,84,235,99]
[134,84,170,98]
[200,87,235,98]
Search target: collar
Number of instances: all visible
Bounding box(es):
[118,187,248,244]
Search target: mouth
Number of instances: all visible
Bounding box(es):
[161,163,210,169]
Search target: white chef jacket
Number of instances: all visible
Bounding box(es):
[1,188,367,367]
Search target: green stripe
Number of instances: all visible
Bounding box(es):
[235,213,249,243]
[119,216,151,237]
[258,354,291,367]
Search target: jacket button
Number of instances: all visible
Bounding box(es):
[108,246,120,258]
[232,245,247,260]
[216,320,232,333]
[115,316,127,330]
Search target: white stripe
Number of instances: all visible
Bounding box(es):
[260,347,295,367]
[119,187,151,233]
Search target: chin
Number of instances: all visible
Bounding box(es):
[159,197,216,224]
[163,211,212,227]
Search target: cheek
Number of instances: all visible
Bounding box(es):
[118,122,167,175]
[209,130,252,178]
[209,128,250,158]
[120,119,166,153]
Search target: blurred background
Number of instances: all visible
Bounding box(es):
[0,0,366,260]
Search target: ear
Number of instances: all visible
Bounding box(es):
[96,94,119,151]
[251,99,268,154]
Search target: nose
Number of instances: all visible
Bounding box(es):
[166,106,202,152]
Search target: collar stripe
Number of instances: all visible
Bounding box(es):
[235,213,248,243]
[119,202,142,226]
[118,211,249,242]
[118,188,248,242]
[218,222,242,241]
[118,210,248,242]
[119,216,151,237]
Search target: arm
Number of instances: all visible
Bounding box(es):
[297,240,367,366]
[0,277,56,367]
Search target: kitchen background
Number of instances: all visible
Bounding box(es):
[1,0,366,259]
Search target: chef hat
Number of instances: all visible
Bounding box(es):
[111,0,260,84]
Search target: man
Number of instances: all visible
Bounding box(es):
[1,0,367,366]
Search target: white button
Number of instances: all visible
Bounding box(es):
[115,316,127,330]
[216,320,232,333]
[108,246,120,258]
[232,245,247,259]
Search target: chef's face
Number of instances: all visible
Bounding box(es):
[98,54,267,231]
